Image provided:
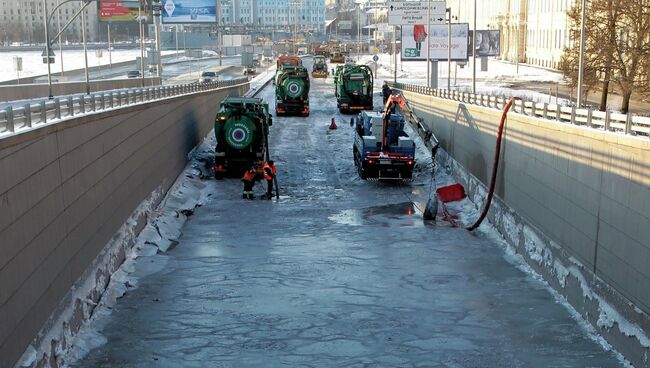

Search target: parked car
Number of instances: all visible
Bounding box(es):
[199,71,218,83]
[126,70,141,78]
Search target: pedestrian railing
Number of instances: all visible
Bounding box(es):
[0,78,249,137]
[389,82,650,138]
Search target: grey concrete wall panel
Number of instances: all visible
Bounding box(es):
[399,90,650,367]
[0,82,248,367]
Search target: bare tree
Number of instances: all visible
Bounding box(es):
[560,0,650,113]
[614,0,650,113]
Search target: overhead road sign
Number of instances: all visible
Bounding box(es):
[401,23,469,61]
[388,1,446,25]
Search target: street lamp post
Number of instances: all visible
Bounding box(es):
[153,1,162,77]
[43,0,98,99]
[57,2,64,75]
[80,0,90,94]
[108,23,113,69]
[138,1,145,87]
[426,0,430,87]
[43,0,53,99]
[576,0,587,107]
[447,7,451,91]
[472,0,476,94]
[216,0,222,66]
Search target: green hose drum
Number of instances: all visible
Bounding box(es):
[281,77,306,99]
[224,116,257,150]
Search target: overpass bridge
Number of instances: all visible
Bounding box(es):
[0,61,648,367]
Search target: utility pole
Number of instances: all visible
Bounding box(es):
[393,25,397,84]
[576,0,587,107]
[153,1,162,77]
[43,0,53,99]
[80,0,90,94]
[447,7,451,90]
[426,0,430,86]
[217,0,222,66]
[57,2,63,75]
[357,4,361,57]
[472,0,476,94]
[139,1,145,87]
[108,23,113,69]
[515,25,519,75]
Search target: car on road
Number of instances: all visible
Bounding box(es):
[126,70,141,78]
[198,71,218,83]
[243,65,257,75]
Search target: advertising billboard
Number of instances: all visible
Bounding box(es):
[468,30,501,57]
[338,20,353,30]
[161,0,217,23]
[99,0,151,22]
[401,23,469,61]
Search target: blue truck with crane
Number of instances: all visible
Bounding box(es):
[352,95,416,181]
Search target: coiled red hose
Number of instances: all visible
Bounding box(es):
[466,97,517,231]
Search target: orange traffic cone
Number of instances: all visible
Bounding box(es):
[329,117,337,130]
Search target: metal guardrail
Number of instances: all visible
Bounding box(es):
[0,78,249,137]
[389,82,650,138]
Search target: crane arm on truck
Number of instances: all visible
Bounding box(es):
[381,94,407,149]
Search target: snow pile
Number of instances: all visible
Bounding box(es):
[15,141,218,368]
[62,149,215,366]
[15,187,165,368]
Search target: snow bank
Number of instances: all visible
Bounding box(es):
[15,187,165,368]
[60,148,216,366]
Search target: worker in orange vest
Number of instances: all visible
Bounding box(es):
[262,160,277,199]
[242,166,257,199]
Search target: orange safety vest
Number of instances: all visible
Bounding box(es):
[262,162,277,181]
[243,169,256,182]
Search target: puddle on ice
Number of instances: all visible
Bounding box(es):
[328,202,427,227]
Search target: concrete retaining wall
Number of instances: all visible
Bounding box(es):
[0,78,162,102]
[0,81,249,367]
[400,89,650,367]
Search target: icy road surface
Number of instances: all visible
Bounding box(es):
[70,59,623,367]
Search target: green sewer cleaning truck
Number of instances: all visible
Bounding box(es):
[334,64,373,113]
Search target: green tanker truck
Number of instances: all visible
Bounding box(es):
[334,64,373,113]
[212,97,272,179]
[275,56,310,116]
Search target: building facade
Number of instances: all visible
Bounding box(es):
[220,0,326,32]
[0,0,99,45]
[446,0,576,69]
[525,0,575,68]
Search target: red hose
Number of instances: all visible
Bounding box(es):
[466,98,517,231]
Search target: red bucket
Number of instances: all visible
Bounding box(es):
[436,183,466,203]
